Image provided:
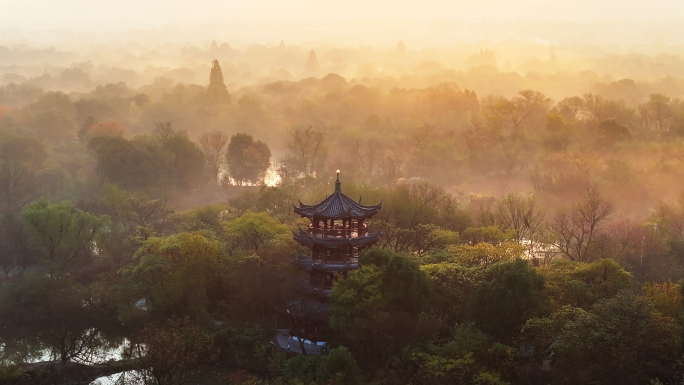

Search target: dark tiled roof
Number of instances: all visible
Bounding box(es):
[293,178,381,219]
[293,229,381,249]
[291,254,360,272]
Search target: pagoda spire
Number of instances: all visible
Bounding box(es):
[335,169,341,192]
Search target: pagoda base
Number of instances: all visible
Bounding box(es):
[272,329,329,355]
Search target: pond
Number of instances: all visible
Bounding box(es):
[1,331,142,385]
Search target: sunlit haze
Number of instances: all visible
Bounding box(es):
[5,1,684,384]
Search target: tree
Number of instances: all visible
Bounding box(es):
[77,115,97,140]
[97,184,173,242]
[29,109,76,143]
[83,119,127,140]
[540,259,633,310]
[549,186,614,262]
[90,125,206,191]
[0,160,35,214]
[225,133,271,185]
[0,213,31,278]
[330,249,431,368]
[640,93,672,133]
[470,259,546,338]
[544,113,572,151]
[495,191,546,245]
[134,317,217,385]
[284,346,363,385]
[206,59,231,105]
[33,282,104,364]
[597,119,630,146]
[198,131,228,183]
[283,126,325,177]
[0,136,47,168]
[303,49,321,77]
[126,232,221,320]
[223,211,288,251]
[544,292,680,385]
[21,199,106,278]
[506,90,549,136]
[556,96,585,121]
[162,130,207,190]
[89,136,162,191]
[29,91,76,118]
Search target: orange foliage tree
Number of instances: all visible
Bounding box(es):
[85,119,127,139]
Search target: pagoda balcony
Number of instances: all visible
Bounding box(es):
[293,229,382,248]
[291,253,359,272]
[307,224,368,239]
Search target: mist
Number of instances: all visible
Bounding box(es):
[4,1,684,385]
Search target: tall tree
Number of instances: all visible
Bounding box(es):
[496,191,546,243]
[549,186,614,262]
[640,93,673,133]
[225,133,271,185]
[206,60,231,105]
[283,126,325,178]
[198,131,229,183]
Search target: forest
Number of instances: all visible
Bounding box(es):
[3,29,684,385]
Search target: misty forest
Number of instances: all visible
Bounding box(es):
[5,9,684,385]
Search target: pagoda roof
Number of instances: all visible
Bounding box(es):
[291,254,360,272]
[293,228,381,249]
[293,176,381,219]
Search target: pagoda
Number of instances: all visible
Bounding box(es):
[273,171,381,354]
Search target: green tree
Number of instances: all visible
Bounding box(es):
[470,259,546,338]
[330,249,431,368]
[546,292,680,385]
[223,211,288,251]
[125,232,221,320]
[21,199,106,278]
[225,133,271,185]
[283,346,363,385]
[540,259,633,310]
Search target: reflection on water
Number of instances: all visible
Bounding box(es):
[218,162,282,187]
[91,370,141,385]
[1,332,139,385]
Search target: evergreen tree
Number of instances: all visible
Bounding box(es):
[207,59,231,105]
[303,50,320,77]
[396,40,407,54]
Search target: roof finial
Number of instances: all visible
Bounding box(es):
[335,170,341,192]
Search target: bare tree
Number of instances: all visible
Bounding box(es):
[285,126,325,177]
[557,96,585,120]
[354,138,379,175]
[506,90,549,136]
[198,131,229,182]
[549,186,614,262]
[496,191,546,243]
[581,93,607,123]
[0,160,35,214]
[153,121,174,142]
[639,93,673,133]
[501,139,523,176]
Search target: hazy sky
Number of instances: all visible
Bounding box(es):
[2,0,682,31]
[2,0,683,47]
